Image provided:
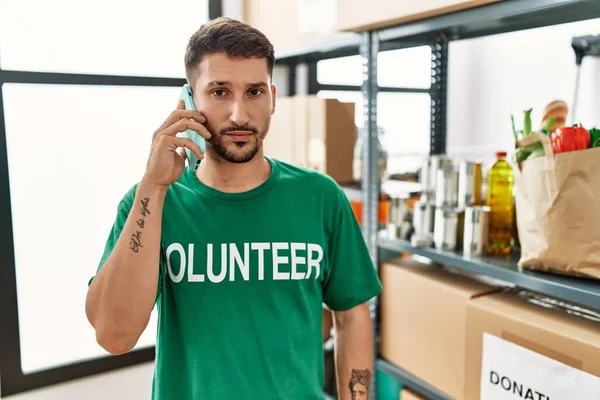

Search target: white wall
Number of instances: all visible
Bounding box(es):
[447,17,600,164]
[0,363,154,399]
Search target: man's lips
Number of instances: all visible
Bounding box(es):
[225,130,255,141]
[225,130,254,136]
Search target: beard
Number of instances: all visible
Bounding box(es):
[204,118,270,164]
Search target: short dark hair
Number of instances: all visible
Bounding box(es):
[184,17,275,85]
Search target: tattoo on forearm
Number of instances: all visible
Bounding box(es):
[349,369,371,400]
[129,197,151,253]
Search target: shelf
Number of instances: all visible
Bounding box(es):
[275,33,362,64]
[378,0,600,44]
[274,0,600,64]
[377,359,452,400]
[378,231,600,311]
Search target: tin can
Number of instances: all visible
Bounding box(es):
[419,158,433,201]
[434,207,464,250]
[435,166,458,208]
[463,206,490,255]
[430,155,453,190]
[458,161,483,209]
[387,195,410,239]
[412,200,435,239]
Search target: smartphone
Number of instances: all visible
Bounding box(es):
[179,84,206,172]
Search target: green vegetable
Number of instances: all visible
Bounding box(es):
[590,128,600,147]
[528,141,546,159]
[512,108,545,163]
[541,117,555,136]
[523,108,533,137]
[511,114,518,142]
[515,147,532,164]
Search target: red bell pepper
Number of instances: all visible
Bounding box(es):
[551,125,590,153]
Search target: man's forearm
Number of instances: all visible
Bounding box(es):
[86,179,167,354]
[333,303,374,400]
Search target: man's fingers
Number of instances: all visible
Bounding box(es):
[154,110,207,139]
[171,137,204,161]
[158,118,212,140]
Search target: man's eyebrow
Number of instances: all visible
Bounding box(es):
[248,81,268,87]
[207,80,231,87]
[206,81,267,88]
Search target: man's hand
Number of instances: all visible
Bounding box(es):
[143,99,211,189]
[333,302,374,400]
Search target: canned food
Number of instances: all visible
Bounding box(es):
[458,161,483,209]
[387,196,410,239]
[419,158,433,201]
[435,166,458,208]
[463,206,490,255]
[430,155,453,189]
[412,200,435,239]
[434,207,464,251]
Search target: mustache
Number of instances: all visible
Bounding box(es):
[220,125,258,135]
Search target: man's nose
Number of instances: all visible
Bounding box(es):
[230,100,250,127]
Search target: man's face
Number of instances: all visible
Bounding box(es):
[351,383,368,400]
[192,53,276,164]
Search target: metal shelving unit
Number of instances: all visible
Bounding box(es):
[377,359,452,400]
[271,1,600,399]
[379,232,600,311]
[355,1,600,399]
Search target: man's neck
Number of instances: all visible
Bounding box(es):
[195,149,271,193]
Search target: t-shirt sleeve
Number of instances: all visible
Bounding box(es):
[322,186,382,311]
[88,184,163,305]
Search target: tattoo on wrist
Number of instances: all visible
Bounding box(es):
[129,197,151,253]
[349,369,371,400]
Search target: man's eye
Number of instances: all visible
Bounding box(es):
[212,89,226,97]
[248,89,263,96]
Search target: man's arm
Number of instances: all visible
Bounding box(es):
[333,302,374,400]
[85,180,167,355]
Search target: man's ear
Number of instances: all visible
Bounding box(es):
[271,83,277,115]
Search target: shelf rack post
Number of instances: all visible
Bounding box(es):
[360,30,380,400]
[430,32,449,155]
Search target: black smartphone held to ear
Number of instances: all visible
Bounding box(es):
[180,84,206,172]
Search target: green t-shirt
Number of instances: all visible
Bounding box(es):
[90,157,382,400]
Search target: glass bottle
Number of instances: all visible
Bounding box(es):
[485,151,514,255]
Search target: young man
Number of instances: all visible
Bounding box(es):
[85,17,382,400]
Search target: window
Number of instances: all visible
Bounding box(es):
[377,47,431,89]
[316,46,432,174]
[3,83,183,373]
[317,55,363,86]
[316,46,431,88]
[0,0,208,77]
[0,0,210,395]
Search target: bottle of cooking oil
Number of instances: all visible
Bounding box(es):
[485,151,514,255]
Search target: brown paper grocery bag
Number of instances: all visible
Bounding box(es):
[513,132,600,279]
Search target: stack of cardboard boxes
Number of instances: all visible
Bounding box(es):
[264,95,356,184]
[380,258,600,400]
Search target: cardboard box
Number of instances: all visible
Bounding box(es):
[263,96,295,163]
[306,96,355,182]
[380,258,500,399]
[265,95,356,182]
[465,290,600,400]
[400,388,426,400]
[244,0,346,53]
[337,0,502,32]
